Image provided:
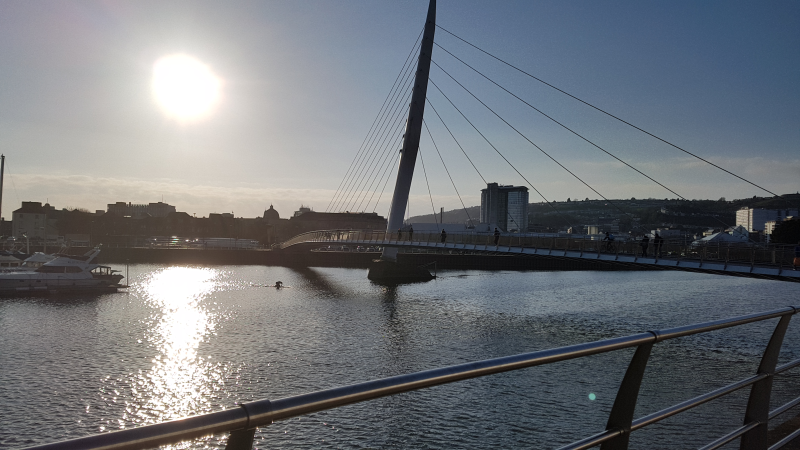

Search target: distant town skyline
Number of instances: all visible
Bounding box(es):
[1,1,798,220]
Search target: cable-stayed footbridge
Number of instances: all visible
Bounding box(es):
[279,229,800,282]
[317,0,797,281]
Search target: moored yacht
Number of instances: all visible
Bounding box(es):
[0,247,124,295]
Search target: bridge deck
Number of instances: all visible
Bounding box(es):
[280,231,800,282]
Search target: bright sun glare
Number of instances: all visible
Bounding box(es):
[152,54,221,121]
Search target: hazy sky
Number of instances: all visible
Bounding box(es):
[1,0,798,220]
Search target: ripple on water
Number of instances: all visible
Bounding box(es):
[0,266,798,449]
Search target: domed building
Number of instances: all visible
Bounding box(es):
[263,205,280,222]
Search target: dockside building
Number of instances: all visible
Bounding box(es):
[480,183,529,232]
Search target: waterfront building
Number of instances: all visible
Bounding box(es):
[107,201,177,219]
[293,205,312,218]
[11,201,57,239]
[288,210,386,234]
[765,216,795,242]
[693,225,750,245]
[480,183,529,232]
[735,207,798,232]
[263,205,280,222]
[585,225,600,235]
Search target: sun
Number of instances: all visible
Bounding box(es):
[152,54,221,122]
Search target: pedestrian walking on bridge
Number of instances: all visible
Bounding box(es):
[654,233,663,257]
[640,234,650,257]
[441,229,447,243]
[494,228,501,246]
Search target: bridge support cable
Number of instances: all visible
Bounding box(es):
[333,67,417,213]
[346,101,412,212]
[355,132,406,212]
[432,65,688,236]
[428,98,522,230]
[331,51,420,213]
[368,150,402,213]
[331,77,414,213]
[431,63,639,223]
[327,39,421,213]
[334,74,416,213]
[433,59,759,242]
[350,75,432,212]
[428,78,576,230]
[434,43,687,202]
[417,147,440,230]
[373,151,402,215]
[341,76,420,212]
[435,25,784,201]
[326,28,423,212]
[422,119,474,225]
[425,98,486,184]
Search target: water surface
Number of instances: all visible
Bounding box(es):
[1,266,798,449]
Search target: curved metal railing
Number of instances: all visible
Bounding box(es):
[23,306,800,450]
[277,229,800,278]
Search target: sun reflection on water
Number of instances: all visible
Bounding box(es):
[126,267,223,428]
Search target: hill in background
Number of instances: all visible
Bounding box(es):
[406,193,800,234]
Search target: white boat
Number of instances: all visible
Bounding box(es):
[0,247,124,295]
[0,253,24,269]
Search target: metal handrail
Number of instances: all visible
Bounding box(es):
[277,230,797,280]
[25,306,800,450]
[279,229,794,265]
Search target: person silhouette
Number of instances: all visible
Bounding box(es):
[640,234,650,257]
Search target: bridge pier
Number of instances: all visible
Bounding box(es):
[367,258,435,283]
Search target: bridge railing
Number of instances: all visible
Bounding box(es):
[280,230,798,269]
[26,306,800,450]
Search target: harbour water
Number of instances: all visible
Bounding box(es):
[1,265,799,449]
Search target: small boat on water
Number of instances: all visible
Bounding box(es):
[0,247,125,296]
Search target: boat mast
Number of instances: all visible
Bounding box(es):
[381,0,436,262]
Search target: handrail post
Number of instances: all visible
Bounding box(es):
[739,313,793,449]
[601,341,654,450]
[225,428,256,450]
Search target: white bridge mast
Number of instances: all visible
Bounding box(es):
[381,0,436,262]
